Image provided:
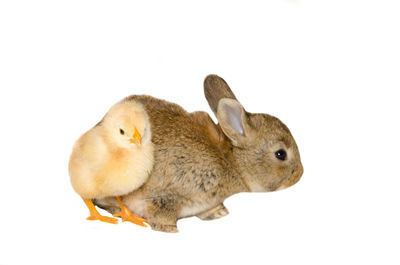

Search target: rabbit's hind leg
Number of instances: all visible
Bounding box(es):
[146,194,181,233]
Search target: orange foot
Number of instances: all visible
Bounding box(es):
[113,196,147,227]
[87,214,118,224]
[83,198,118,224]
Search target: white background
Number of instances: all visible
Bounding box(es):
[0,0,399,264]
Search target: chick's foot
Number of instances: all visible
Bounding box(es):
[86,215,118,224]
[83,198,118,224]
[114,196,147,227]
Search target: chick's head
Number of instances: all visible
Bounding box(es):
[102,101,150,149]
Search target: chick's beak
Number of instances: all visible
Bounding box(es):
[129,127,142,146]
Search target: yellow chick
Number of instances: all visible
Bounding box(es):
[69,100,154,226]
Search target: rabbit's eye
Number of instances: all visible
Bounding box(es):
[119,129,125,135]
[275,149,287,161]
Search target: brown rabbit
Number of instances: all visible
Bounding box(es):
[94,74,303,232]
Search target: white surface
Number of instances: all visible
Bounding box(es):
[0,0,399,264]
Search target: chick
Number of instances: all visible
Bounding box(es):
[69,100,154,226]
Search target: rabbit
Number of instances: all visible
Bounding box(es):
[94,74,303,233]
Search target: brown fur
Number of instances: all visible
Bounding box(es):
[94,75,303,232]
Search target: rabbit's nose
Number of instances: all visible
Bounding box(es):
[292,163,304,184]
[296,163,304,179]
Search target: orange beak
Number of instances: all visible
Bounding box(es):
[129,127,142,146]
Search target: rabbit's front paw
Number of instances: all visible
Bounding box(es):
[197,203,229,220]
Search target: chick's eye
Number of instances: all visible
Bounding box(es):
[275,149,287,161]
[119,129,125,135]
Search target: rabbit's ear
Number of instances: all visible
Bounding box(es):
[204,75,238,117]
[217,98,249,146]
